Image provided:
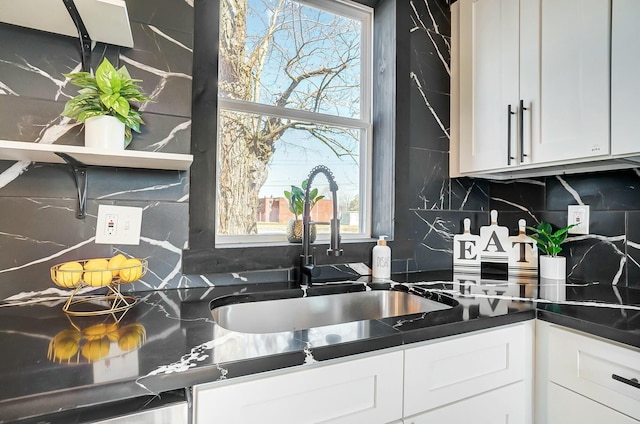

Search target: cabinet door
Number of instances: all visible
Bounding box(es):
[403,321,533,417]
[531,0,610,163]
[546,324,640,420]
[458,0,520,173]
[611,0,640,156]
[192,351,403,424]
[548,383,639,424]
[405,382,528,424]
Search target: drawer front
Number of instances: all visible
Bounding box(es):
[92,403,188,424]
[548,382,639,424]
[548,325,640,420]
[193,351,403,424]
[404,382,527,424]
[404,322,532,416]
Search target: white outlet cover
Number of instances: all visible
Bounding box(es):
[95,205,143,245]
[568,204,590,235]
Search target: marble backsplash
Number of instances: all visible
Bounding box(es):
[0,0,638,303]
[411,171,640,288]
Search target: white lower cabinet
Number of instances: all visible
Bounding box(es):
[404,381,527,424]
[536,321,640,423]
[192,322,533,424]
[192,350,404,424]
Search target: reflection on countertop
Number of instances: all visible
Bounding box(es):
[0,270,638,422]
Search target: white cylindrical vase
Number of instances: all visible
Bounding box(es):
[540,277,567,302]
[84,115,125,150]
[539,255,566,280]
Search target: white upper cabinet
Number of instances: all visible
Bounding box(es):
[611,0,640,156]
[455,0,612,177]
[458,0,520,173]
[533,0,610,163]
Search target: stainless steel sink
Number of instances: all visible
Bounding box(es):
[211,290,452,334]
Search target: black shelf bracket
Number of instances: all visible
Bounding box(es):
[62,0,93,72]
[56,153,88,219]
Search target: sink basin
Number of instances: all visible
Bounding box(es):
[211,290,452,334]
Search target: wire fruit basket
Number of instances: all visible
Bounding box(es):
[50,255,147,316]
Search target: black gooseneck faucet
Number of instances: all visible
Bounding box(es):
[299,165,343,287]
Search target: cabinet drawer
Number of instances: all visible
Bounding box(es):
[548,382,638,424]
[91,403,188,424]
[192,351,403,424]
[548,325,640,420]
[403,322,532,416]
[404,382,527,424]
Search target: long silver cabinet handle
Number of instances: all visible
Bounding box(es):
[612,373,640,390]
[507,104,516,165]
[519,99,528,162]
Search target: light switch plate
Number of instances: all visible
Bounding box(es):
[95,205,143,245]
[568,205,590,235]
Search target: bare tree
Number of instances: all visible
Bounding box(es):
[218,0,361,235]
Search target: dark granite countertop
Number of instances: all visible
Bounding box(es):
[0,270,638,423]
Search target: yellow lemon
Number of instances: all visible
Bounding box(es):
[49,329,81,362]
[107,253,127,277]
[83,258,112,287]
[54,261,83,288]
[53,338,80,361]
[119,258,143,283]
[80,337,110,361]
[84,258,108,270]
[83,323,119,341]
[83,269,113,287]
[117,324,146,351]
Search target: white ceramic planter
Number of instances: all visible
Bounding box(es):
[539,256,567,301]
[539,255,566,280]
[84,115,125,150]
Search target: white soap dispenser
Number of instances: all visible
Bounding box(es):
[372,236,391,280]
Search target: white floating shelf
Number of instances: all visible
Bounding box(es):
[0,0,134,48]
[0,140,193,171]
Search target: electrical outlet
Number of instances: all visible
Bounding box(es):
[568,205,590,235]
[105,214,117,236]
[95,205,143,245]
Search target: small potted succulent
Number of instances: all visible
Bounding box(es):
[527,221,577,280]
[284,179,324,243]
[61,58,151,149]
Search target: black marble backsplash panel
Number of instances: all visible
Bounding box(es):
[546,170,640,211]
[626,211,640,284]
[409,148,449,210]
[450,177,489,211]
[489,179,545,213]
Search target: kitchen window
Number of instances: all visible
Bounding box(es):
[216,0,373,245]
[185,0,401,275]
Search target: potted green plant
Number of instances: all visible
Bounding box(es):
[527,221,577,280]
[283,179,324,243]
[61,58,151,149]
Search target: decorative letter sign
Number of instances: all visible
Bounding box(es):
[453,212,538,278]
[508,219,538,275]
[453,218,480,271]
[479,210,509,276]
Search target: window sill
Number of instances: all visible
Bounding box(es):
[214,237,378,249]
[182,237,377,275]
